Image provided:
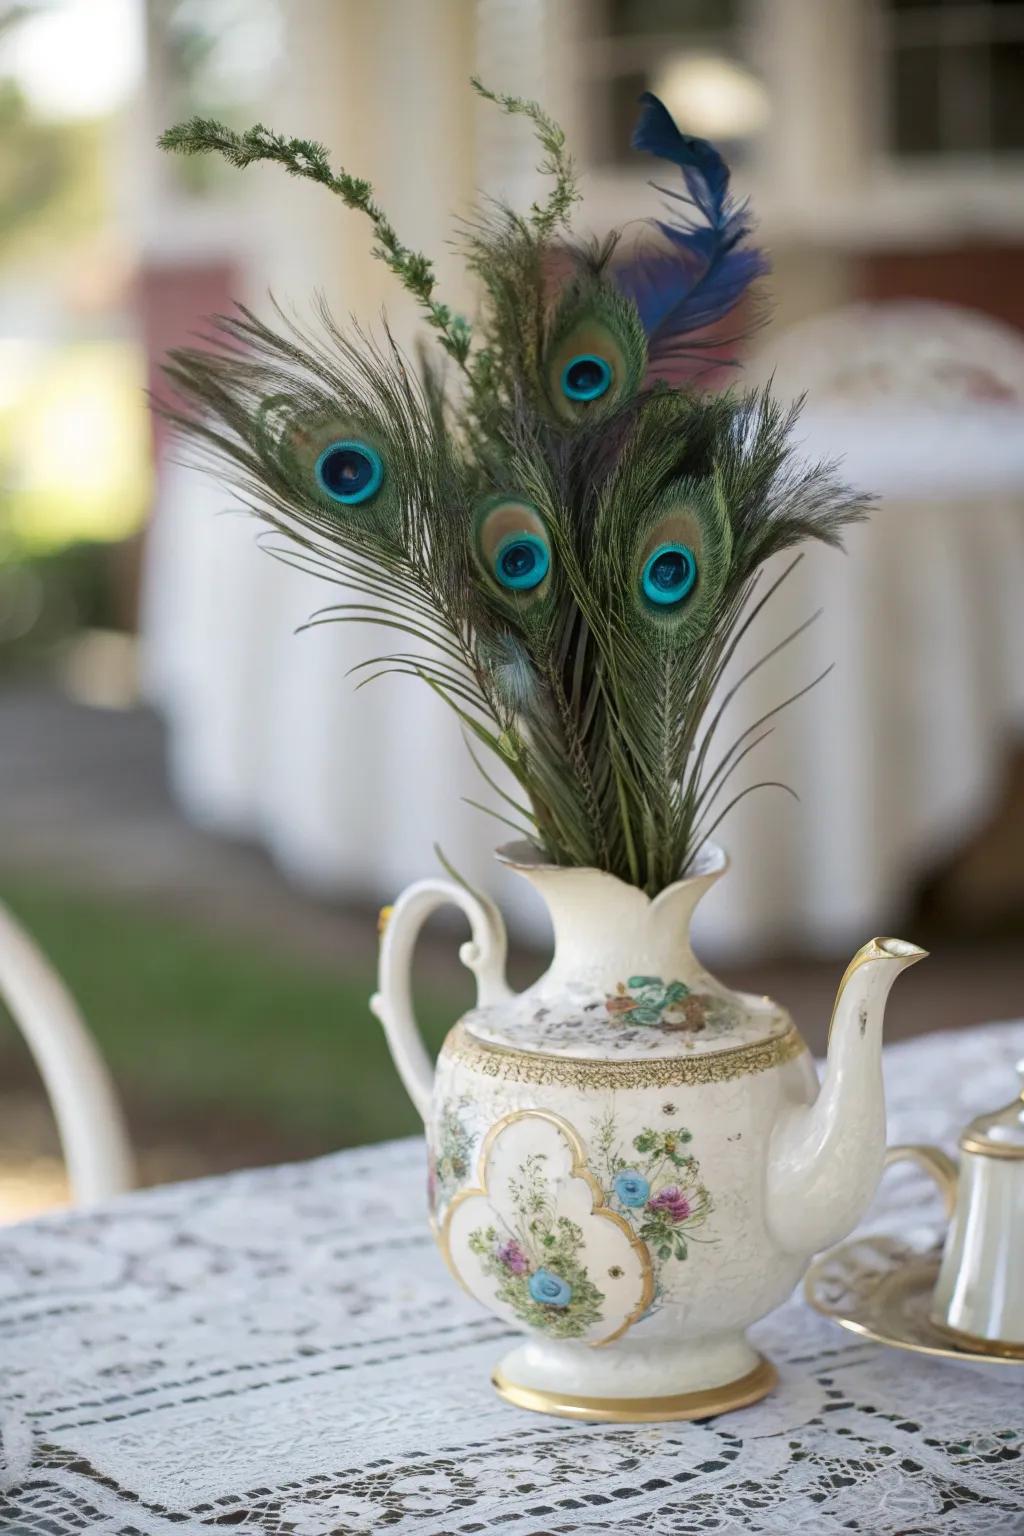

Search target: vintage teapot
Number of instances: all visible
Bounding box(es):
[372,842,926,1421]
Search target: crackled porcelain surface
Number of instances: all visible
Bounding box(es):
[462,979,789,1058]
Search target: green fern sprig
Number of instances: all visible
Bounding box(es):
[469,78,581,236]
[158,118,473,366]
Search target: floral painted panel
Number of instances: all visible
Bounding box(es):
[436,1093,715,1333]
[443,1112,651,1346]
[467,1153,605,1340]
[590,1103,713,1299]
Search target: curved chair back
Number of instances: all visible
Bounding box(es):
[0,901,134,1207]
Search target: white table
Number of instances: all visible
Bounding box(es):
[2,1021,1022,1535]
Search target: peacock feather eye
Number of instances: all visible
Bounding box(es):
[543,282,646,424]
[561,353,613,404]
[494,531,550,591]
[277,413,396,531]
[642,543,697,607]
[314,439,384,505]
[473,497,553,611]
[622,479,733,645]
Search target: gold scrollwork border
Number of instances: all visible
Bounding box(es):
[441,1021,806,1090]
[438,1108,655,1349]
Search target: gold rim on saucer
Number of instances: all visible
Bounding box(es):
[930,1315,1024,1359]
[491,1356,778,1422]
[805,1233,1024,1367]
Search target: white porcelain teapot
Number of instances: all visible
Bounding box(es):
[373,843,926,1421]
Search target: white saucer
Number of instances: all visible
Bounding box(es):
[804,1231,1024,1372]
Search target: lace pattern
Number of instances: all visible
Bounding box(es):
[1,1022,1022,1535]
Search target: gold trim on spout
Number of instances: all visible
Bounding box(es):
[826,937,928,1046]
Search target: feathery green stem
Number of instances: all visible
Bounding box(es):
[158,117,473,366]
[470,78,580,236]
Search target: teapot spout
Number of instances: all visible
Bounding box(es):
[765,938,927,1257]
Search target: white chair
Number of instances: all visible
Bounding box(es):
[0,901,134,1207]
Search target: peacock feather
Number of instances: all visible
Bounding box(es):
[158,81,867,895]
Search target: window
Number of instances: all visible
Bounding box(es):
[881,0,1024,157]
[594,0,767,166]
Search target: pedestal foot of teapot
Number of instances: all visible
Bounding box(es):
[491,1332,776,1423]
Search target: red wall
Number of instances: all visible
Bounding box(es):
[860,244,1024,333]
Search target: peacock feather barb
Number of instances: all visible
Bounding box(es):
[159,81,867,896]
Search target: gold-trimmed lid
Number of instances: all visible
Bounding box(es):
[960,1059,1024,1160]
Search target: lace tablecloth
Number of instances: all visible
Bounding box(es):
[2,1022,1023,1536]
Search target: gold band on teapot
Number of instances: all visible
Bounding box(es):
[441,1021,807,1090]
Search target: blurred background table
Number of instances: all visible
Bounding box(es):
[2,1020,1022,1536]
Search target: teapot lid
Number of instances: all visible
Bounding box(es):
[462,981,793,1062]
[960,1060,1024,1159]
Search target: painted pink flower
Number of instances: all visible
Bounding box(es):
[648,1186,691,1224]
[497,1239,529,1274]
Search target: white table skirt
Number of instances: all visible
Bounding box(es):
[1,1020,1022,1534]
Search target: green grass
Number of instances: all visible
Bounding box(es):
[0,879,468,1150]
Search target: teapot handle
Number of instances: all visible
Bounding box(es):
[884,1143,959,1219]
[370,879,509,1121]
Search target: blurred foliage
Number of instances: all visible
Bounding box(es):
[153,0,284,196]
[0,342,152,552]
[0,539,124,668]
[0,10,150,588]
[0,878,462,1149]
[0,77,105,268]
[0,340,150,667]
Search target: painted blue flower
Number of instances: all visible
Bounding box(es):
[614,1169,651,1208]
[528,1267,573,1307]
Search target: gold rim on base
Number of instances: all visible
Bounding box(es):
[491,1356,778,1423]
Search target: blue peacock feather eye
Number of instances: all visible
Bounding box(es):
[315,439,384,504]
[642,543,698,606]
[494,531,550,591]
[561,353,613,402]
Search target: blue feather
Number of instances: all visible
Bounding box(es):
[616,92,768,357]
